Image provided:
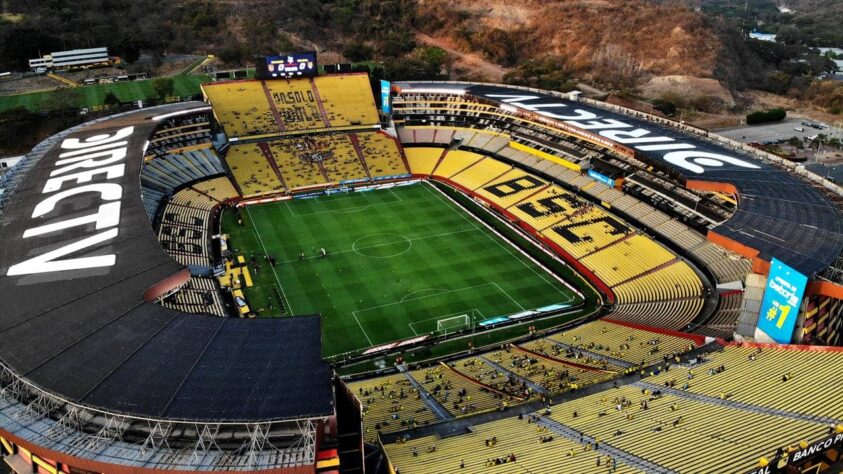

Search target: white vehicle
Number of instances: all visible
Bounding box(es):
[794,127,804,132]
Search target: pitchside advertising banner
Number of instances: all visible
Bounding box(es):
[587,169,615,187]
[380,80,391,114]
[756,258,808,344]
[743,432,843,474]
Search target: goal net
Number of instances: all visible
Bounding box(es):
[436,313,471,336]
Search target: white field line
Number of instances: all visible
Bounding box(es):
[245,206,293,314]
[423,181,581,303]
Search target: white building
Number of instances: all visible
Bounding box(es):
[28,47,109,71]
[749,31,777,42]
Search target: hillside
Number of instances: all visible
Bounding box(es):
[415,0,722,90]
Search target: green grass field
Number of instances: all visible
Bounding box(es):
[0,74,211,112]
[221,183,582,357]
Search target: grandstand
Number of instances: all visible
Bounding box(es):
[313,74,380,127]
[223,131,408,196]
[156,176,237,269]
[406,147,709,330]
[391,82,843,345]
[347,320,704,443]
[202,73,380,139]
[385,416,643,474]
[200,80,278,137]
[380,341,843,474]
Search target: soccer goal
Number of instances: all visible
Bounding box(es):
[436,313,472,336]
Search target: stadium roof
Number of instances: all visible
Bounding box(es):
[396,82,843,277]
[0,103,333,423]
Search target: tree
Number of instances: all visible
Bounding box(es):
[343,42,373,62]
[776,25,803,45]
[103,91,120,108]
[152,77,175,101]
[652,99,678,117]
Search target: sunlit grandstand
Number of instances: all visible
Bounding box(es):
[2,54,843,474]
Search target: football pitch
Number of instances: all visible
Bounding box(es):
[220,182,583,357]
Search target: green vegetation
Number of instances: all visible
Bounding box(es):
[220,183,584,358]
[746,108,787,125]
[503,58,578,93]
[0,74,210,112]
[700,0,843,48]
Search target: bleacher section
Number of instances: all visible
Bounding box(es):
[264,79,326,132]
[313,75,380,127]
[431,150,484,179]
[384,416,643,474]
[202,80,278,137]
[144,113,213,160]
[224,132,407,196]
[225,143,285,196]
[647,345,843,420]
[547,384,827,473]
[350,321,703,442]
[192,176,240,203]
[139,113,219,221]
[409,364,505,417]
[158,201,213,267]
[159,276,227,317]
[487,345,617,392]
[404,147,444,176]
[142,149,227,191]
[202,74,379,139]
[347,374,440,443]
[539,320,699,368]
[156,177,238,268]
[355,132,408,178]
[383,342,843,474]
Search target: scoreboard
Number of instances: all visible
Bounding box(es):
[257,52,317,79]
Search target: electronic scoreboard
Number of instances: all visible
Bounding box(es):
[257,52,318,79]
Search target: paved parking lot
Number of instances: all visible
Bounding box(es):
[716,118,830,144]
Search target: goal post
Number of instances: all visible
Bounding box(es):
[436,313,472,336]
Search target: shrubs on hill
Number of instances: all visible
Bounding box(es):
[746,108,787,125]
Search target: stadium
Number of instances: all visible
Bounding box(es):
[1,52,843,474]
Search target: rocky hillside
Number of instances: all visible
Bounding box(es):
[415,0,722,91]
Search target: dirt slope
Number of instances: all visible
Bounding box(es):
[415,0,722,87]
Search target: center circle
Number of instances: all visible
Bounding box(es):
[352,233,412,259]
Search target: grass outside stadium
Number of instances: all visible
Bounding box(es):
[0,61,376,113]
[0,74,211,112]
[220,182,597,359]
